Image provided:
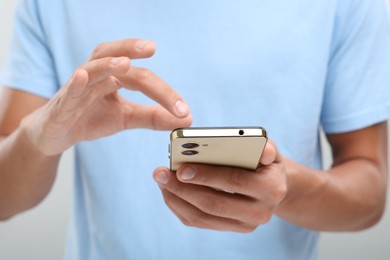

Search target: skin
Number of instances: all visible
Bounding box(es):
[0,39,192,219]
[0,39,388,234]
[154,124,388,232]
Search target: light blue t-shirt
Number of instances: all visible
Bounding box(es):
[2,0,390,259]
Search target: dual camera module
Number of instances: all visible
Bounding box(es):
[181,143,199,156]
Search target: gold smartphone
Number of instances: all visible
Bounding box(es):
[169,127,268,171]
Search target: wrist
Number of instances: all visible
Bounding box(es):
[276,158,328,215]
[18,119,60,159]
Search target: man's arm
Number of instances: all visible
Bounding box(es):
[153,122,388,232]
[277,122,388,231]
[0,89,58,220]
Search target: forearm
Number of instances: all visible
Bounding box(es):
[0,127,61,220]
[276,157,387,231]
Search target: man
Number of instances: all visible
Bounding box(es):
[0,0,389,259]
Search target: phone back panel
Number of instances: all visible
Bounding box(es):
[170,128,267,171]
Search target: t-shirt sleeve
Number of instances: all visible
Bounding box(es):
[321,0,390,134]
[0,0,58,99]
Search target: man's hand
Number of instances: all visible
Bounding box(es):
[21,39,192,156]
[153,141,287,233]
[154,123,388,232]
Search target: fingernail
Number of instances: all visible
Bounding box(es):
[111,57,124,65]
[180,167,195,181]
[175,99,189,116]
[135,40,150,50]
[155,170,169,185]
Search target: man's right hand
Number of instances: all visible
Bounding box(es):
[20,39,192,156]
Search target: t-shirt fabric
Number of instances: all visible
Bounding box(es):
[2,0,390,259]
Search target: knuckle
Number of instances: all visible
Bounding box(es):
[261,213,273,224]
[199,198,226,216]
[195,218,213,230]
[267,177,287,202]
[187,212,213,229]
[240,224,257,233]
[183,212,202,228]
[228,169,248,190]
[91,43,106,59]
[253,210,273,225]
[108,76,122,90]
[169,183,185,197]
[88,83,104,99]
[135,67,153,82]
[162,193,174,206]
[248,203,274,225]
[174,208,200,228]
[272,184,287,202]
[180,216,192,227]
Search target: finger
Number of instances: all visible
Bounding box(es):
[60,69,89,111]
[74,74,122,107]
[159,187,256,233]
[266,140,283,164]
[62,57,128,111]
[123,102,192,130]
[53,72,122,126]
[118,67,190,118]
[80,56,130,86]
[153,168,263,224]
[175,163,286,201]
[47,69,89,125]
[85,76,122,98]
[259,141,277,165]
[176,164,257,196]
[61,56,128,111]
[89,39,156,60]
[67,77,123,119]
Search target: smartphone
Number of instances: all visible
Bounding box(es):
[169,127,268,171]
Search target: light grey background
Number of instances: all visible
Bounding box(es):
[0,1,389,259]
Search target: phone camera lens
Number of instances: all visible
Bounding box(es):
[181,150,199,156]
[182,143,199,149]
[239,130,244,135]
